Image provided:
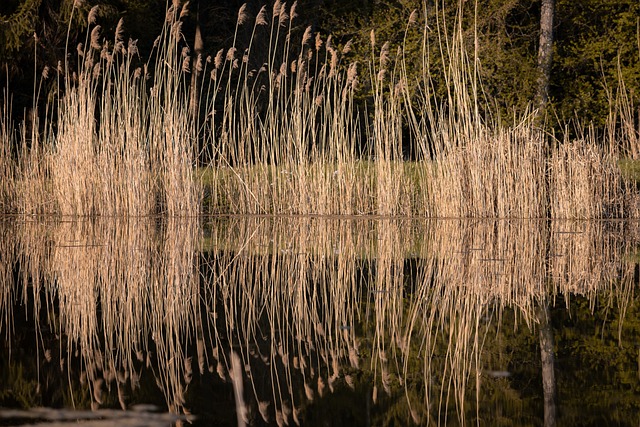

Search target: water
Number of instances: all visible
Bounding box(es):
[0,217,639,426]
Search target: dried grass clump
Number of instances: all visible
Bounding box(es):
[51,5,199,216]
[550,138,626,219]
[202,2,363,215]
[2,2,200,217]
[420,121,548,218]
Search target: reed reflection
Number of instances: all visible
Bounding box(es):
[0,219,201,415]
[0,218,637,425]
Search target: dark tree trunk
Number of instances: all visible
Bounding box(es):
[536,0,555,113]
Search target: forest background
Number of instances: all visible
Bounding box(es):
[2,0,639,135]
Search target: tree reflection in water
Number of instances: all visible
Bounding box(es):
[0,218,639,425]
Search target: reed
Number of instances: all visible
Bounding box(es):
[0,1,639,218]
[1,2,200,217]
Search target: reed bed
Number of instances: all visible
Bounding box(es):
[1,3,199,216]
[2,217,638,422]
[0,1,638,218]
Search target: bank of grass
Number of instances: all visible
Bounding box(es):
[1,1,639,218]
[618,158,640,183]
[198,160,426,215]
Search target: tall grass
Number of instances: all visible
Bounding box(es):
[0,1,639,217]
[1,3,199,217]
[202,2,364,215]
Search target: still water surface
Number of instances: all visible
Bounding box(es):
[0,217,639,426]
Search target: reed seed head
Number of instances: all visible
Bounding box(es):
[88,5,99,24]
[237,4,248,26]
[255,6,268,26]
[408,9,418,26]
[128,39,139,56]
[115,18,125,45]
[214,49,224,69]
[226,47,236,62]
[278,3,288,26]
[90,26,102,50]
[328,47,338,77]
[171,21,183,39]
[179,1,189,18]
[346,62,357,87]
[92,62,101,78]
[302,26,312,46]
[273,0,282,17]
[342,40,353,54]
[380,41,390,68]
[182,56,190,73]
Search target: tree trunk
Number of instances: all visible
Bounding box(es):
[535,0,555,113]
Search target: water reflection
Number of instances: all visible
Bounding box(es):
[0,218,638,425]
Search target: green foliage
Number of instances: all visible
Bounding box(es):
[0,0,42,58]
[316,0,640,130]
[472,0,539,117]
[553,295,640,424]
[553,0,640,127]
[0,362,41,408]
[618,158,640,184]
